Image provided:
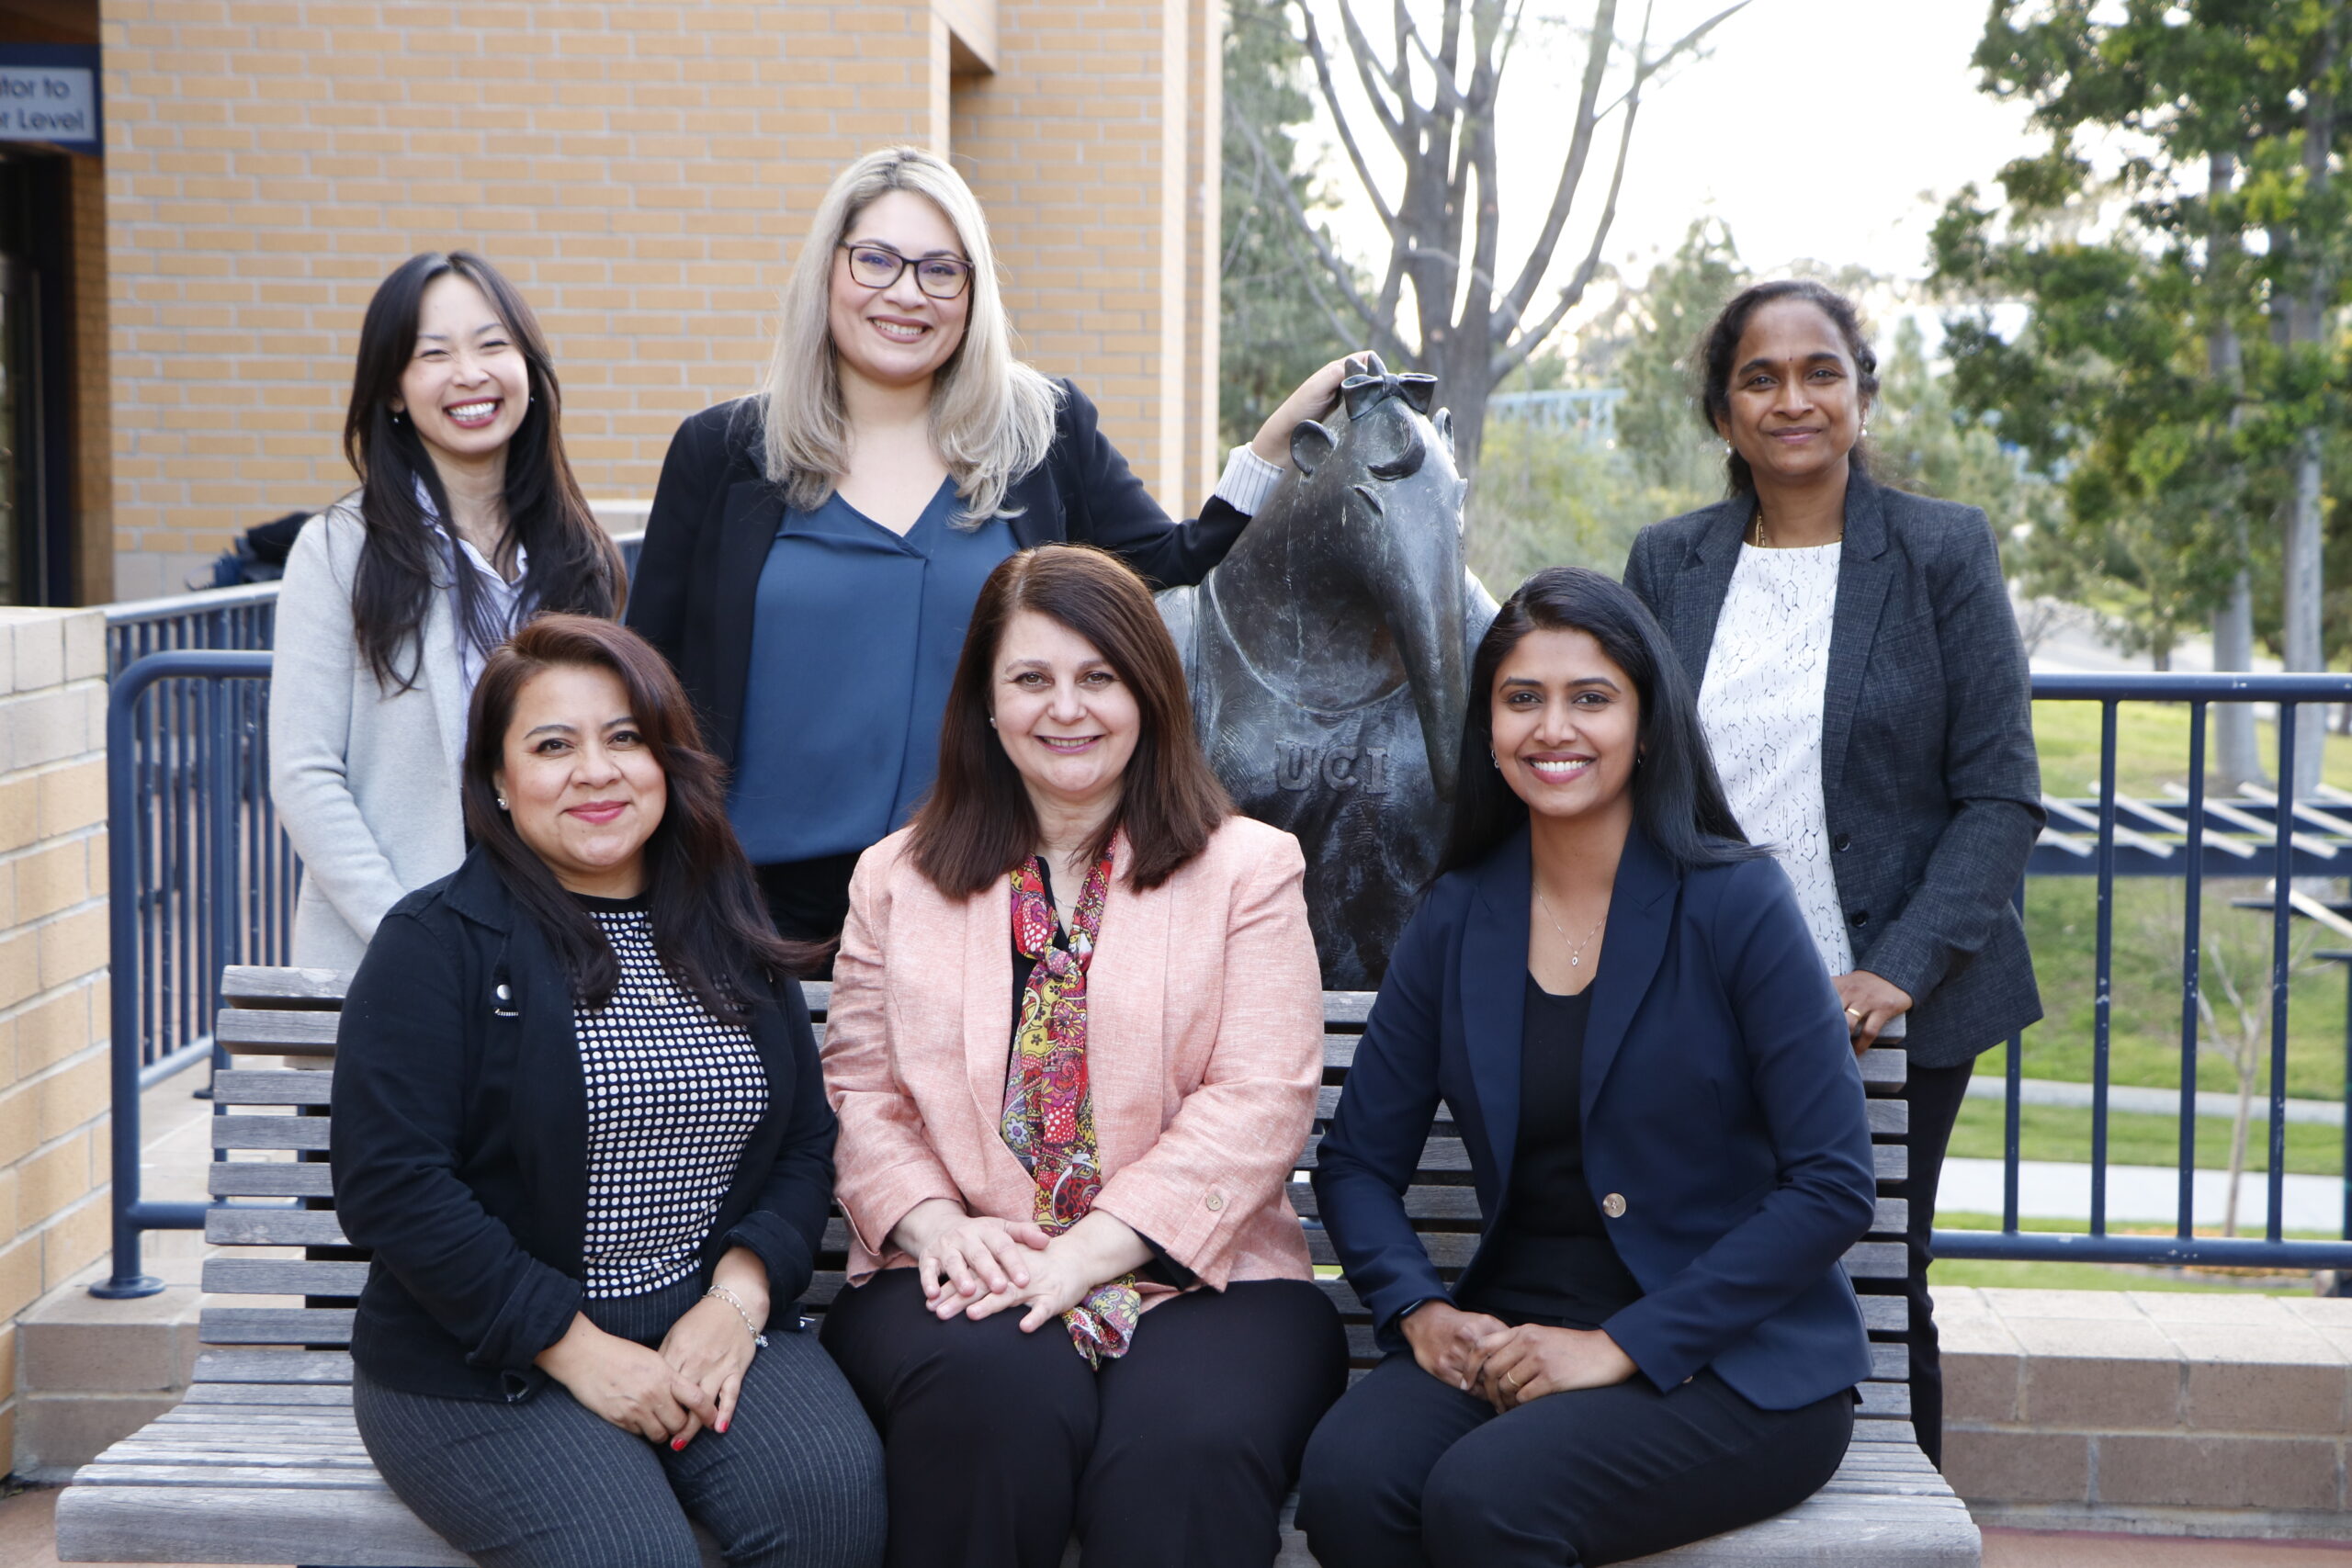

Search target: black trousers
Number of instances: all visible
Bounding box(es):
[820,1268,1347,1568]
[1295,1353,1853,1568]
[756,853,862,947]
[1861,1054,1974,1470]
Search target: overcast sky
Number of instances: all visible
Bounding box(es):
[1296,0,2052,342]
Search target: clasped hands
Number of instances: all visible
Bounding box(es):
[535,1245,768,1450]
[891,1198,1151,1334]
[1399,1300,1635,1414]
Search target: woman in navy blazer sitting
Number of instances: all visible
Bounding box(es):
[1295,568,1878,1568]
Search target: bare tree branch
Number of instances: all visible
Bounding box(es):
[1295,3,1397,230]
[1397,8,1477,116]
[1338,0,1417,145]
[1492,0,1620,329]
[1227,100,1413,362]
[1495,0,1747,331]
[1490,4,1651,378]
[1462,1,1507,340]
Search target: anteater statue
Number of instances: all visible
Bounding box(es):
[1159,358,1498,987]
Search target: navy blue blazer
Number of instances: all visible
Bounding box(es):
[1311,826,1878,1412]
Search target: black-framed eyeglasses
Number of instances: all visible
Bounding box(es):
[836,243,974,299]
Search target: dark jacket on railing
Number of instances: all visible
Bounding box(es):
[329,846,836,1403]
[1313,826,1878,1414]
[1623,474,2044,1068]
[624,382,1250,770]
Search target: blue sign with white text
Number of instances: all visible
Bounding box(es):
[0,45,101,156]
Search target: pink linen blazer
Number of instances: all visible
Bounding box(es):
[822,814,1323,1296]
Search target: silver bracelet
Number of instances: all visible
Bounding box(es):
[704,1284,768,1348]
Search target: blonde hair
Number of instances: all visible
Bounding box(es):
[759,147,1061,525]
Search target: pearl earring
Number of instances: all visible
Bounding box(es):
[496,795,509,810]
[1489,749,1499,770]
[988,716,997,728]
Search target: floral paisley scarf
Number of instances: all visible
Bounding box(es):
[1000,844,1142,1366]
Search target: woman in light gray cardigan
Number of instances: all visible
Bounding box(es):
[272,251,625,971]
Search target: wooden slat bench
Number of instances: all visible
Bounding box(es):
[60,964,1979,1566]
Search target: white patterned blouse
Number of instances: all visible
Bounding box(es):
[1695,541,1902,1038]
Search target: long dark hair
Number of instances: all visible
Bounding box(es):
[463,615,817,1014]
[344,252,624,690]
[1439,568,1761,878]
[1695,278,1881,498]
[910,546,1232,897]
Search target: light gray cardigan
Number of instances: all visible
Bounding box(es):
[268,506,470,973]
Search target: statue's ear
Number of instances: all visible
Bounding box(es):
[1292,419,1336,476]
[1435,407,1455,456]
[1362,350,1388,379]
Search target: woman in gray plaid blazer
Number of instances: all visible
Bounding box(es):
[1623,279,2042,1472]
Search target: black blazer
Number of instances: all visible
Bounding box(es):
[330,848,836,1402]
[1623,474,2044,1067]
[1312,827,1878,1412]
[627,381,1250,767]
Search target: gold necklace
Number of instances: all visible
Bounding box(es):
[1752,503,1843,549]
[1534,888,1609,969]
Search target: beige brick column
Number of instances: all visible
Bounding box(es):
[954,0,1213,510]
[0,608,113,1464]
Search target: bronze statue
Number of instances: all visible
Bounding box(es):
[1162,358,1498,987]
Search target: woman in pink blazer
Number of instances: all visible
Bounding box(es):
[818,544,1346,1568]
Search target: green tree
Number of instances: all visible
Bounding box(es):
[1598,219,1745,503]
[1220,0,1360,449]
[1938,1,2352,787]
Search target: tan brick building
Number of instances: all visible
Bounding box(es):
[2,0,1223,604]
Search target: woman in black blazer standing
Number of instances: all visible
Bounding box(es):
[1622,279,2043,1468]
[628,145,1355,942]
[1296,569,1878,1568]
[331,615,883,1568]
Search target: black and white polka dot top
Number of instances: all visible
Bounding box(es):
[574,900,769,1299]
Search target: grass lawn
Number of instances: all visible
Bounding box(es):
[1927,1210,2325,1293]
[1947,1098,2345,1176]
[2016,696,2349,1101]
[2031,700,2352,798]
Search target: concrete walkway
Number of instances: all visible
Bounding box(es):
[1943,1156,2343,1232]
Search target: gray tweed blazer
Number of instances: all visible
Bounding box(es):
[1623,474,2044,1068]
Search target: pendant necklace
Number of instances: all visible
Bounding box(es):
[1535,888,1609,969]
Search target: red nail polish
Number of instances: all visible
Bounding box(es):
[671,1437,685,1450]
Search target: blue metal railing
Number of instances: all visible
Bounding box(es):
[88,598,2352,1289]
[94,649,276,1297]
[1937,671,2352,1273]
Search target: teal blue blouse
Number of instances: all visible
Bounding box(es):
[729,479,1014,864]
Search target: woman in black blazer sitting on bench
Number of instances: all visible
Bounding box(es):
[331,615,883,1568]
[1296,569,1878,1568]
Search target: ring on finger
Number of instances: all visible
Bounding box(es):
[1844,1006,1861,1021]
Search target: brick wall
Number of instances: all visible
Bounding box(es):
[0,609,113,1464]
[97,0,1213,597]
[949,0,1209,511]
[1943,1285,2352,1539]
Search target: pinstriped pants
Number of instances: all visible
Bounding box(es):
[353,1278,885,1568]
